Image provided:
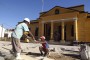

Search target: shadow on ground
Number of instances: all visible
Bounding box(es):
[26,52,41,57]
[0,51,5,57]
[63,54,80,59]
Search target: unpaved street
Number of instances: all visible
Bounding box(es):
[0,41,80,60]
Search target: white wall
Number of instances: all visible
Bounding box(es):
[5,31,12,38]
[0,26,6,37]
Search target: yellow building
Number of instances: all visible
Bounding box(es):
[29,5,90,43]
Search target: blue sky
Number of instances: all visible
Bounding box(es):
[0,0,90,29]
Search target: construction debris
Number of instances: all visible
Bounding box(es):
[0,41,80,60]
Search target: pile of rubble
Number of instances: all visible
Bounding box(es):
[47,51,79,60]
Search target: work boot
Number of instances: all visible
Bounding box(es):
[15,53,22,60]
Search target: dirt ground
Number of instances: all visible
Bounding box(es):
[48,53,80,60]
[0,41,80,60]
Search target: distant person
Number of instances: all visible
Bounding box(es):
[11,18,36,60]
[37,36,49,56]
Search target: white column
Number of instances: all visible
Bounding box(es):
[41,21,44,36]
[61,22,65,42]
[50,21,54,40]
[74,18,78,41]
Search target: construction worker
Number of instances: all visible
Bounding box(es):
[11,18,36,60]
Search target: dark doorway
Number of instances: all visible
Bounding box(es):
[54,26,61,42]
[64,25,66,41]
[35,27,38,39]
[44,23,51,41]
[58,26,62,41]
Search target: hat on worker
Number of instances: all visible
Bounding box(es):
[40,36,45,40]
[24,18,30,24]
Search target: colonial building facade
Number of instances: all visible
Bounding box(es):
[29,5,90,42]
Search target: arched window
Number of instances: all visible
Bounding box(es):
[55,9,60,14]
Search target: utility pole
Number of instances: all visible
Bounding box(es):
[42,0,44,12]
